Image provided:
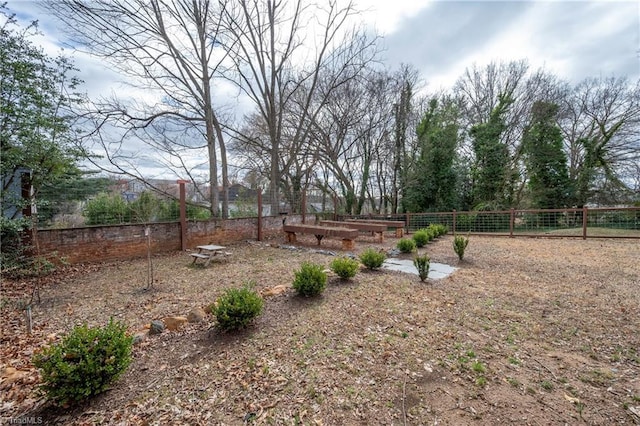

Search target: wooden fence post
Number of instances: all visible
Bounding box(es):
[510,208,515,238]
[177,179,188,251]
[452,209,457,236]
[257,191,263,241]
[301,190,306,224]
[582,206,588,240]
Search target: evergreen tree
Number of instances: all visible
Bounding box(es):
[403,98,460,212]
[1,5,82,270]
[522,101,570,211]
[1,5,82,216]
[470,95,512,209]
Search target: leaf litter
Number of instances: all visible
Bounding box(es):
[1,235,639,424]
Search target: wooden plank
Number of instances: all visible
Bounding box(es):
[283,224,358,239]
[189,253,210,259]
[345,219,404,237]
[319,220,386,233]
[345,219,405,228]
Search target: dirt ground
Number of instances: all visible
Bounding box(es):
[1,233,639,425]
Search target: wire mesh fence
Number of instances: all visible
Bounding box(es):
[29,174,640,238]
[34,182,332,229]
[341,207,640,239]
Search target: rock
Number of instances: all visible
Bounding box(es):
[260,284,288,297]
[312,249,337,256]
[149,320,165,335]
[132,329,149,345]
[387,248,401,257]
[187,307,207,323]
[162,316,188,331]
[1,367,27,389]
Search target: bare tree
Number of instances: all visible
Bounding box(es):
[219,0,377,214]
[559,76,640,206]
[46,0,232,217]
[304,67,403,215]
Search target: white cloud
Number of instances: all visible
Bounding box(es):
[358,0,431,34]
[379,0,639,90]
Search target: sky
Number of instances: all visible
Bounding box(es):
[5,0,640,179]
[8,0,640,95]
[364,0,639,90]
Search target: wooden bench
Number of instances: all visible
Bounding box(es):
[345,219,405,237]
[319,220,386,243]
[283,224,359,250]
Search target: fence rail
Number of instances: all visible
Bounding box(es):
[341,207,640,239]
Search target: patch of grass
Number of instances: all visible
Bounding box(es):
[540,380,554,391]
[472,361,486,374]
[579,369,614,387]
[508,356,520,365]
[506,377,519,387]
[475,376,487,387]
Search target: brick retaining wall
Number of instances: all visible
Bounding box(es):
[35,215,303,264]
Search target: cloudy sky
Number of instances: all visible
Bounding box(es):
[9,0,640,96]
[5,0,639,179]
[370,0,639,90]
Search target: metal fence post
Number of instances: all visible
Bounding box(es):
[582,206,588,240]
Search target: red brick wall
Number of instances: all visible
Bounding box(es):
[36,215,302,264]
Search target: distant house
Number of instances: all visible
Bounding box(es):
[228,183,258,202]
[2,167,34,220]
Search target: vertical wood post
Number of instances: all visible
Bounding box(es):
[257,191,263,241]
[177,180,188,251]
[582,206,588,240]
[301,190,307,224]
[405,213,410,234]
[510,208,515,238]
[452,209,457,236]
[333,194,338,221]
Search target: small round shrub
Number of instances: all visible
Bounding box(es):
[424,228,435,242]
[330,256,359,279]
[359,248,386,269]
[32,318,133,407]
[212,282,264,331]
[429,223,448,237]
[293,262,327,296]
[412,230,429,247]
[397,238,416,253]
